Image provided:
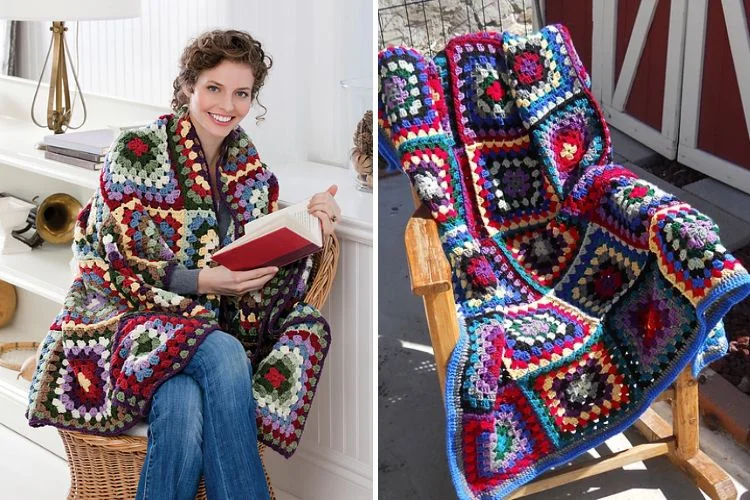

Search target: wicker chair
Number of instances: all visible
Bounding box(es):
[58,234,340,500]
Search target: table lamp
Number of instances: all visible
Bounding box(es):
[0,1,141,134]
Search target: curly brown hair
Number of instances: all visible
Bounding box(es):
[171,30,273,120]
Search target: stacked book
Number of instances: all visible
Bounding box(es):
[43,129,116,171]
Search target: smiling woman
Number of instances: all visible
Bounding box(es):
[24,29,343,500]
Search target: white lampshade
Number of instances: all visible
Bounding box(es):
[0,1,140,21]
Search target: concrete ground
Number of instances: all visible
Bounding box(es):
[377,129,750,499]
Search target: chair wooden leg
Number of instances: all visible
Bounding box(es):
[673,367,700,460]
[668,368,737,500]
[636,368,737,500]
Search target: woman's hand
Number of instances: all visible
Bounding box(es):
[308,184,342,236]
[197,265,278,296]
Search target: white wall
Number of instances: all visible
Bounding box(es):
[302,0,374,166]
[14,0,373,168]
[7,2,374,497]
[0,21,13,75]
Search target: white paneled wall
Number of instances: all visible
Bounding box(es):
[265,236,373,499]
[317,239,373,464]
[14,0,373,168]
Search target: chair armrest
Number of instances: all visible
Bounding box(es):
[404,204,459,393]
[404,204,452,297]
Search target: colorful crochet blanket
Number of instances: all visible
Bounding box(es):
[25,114,330,458]
[378,25,750,498]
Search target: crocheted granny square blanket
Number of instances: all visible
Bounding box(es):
[378,25,750,499]
[26,114,330,458]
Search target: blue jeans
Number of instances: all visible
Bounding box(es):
[135,330,270,500]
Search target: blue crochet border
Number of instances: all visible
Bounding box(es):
[378,127,401,174]
[444,272,750,499]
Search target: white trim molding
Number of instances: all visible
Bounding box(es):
[678,0,750,194]
[594,0,687,159]
[611,0,658,112]
[678,145,750,195]
[721,0,750,137]
[678,0,710,148]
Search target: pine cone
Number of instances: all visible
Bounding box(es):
[351,110,373,188]
[352,110,373,159]
[352,152,373,176]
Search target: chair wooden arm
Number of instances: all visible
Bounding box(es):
[404,204,452,296]
[404,204,460,393]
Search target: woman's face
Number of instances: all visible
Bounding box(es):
[185,59,256,143]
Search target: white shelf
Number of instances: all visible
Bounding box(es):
[0,116,100,190]
[0,149,100,190]
[0,245,73,304]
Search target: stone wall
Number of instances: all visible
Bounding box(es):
[378,0,538,55]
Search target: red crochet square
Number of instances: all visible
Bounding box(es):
[462,383,553,494]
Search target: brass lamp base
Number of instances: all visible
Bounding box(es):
[30,21,87,134]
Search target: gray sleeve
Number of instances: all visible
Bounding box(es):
[165,265,201,295]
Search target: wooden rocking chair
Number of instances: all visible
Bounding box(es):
[57,234,340,500]
[404,204,737,500]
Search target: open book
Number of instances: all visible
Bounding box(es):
[211,199,323,271]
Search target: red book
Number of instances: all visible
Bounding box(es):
[211,199,323,271]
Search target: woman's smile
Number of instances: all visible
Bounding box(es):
[208,112,235,125]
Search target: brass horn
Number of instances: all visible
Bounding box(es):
[11,193,82,247]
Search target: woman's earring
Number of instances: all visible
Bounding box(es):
[178,104,189,117]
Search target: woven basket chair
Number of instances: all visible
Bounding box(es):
[58,234,340,500]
